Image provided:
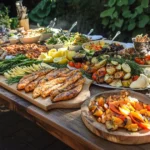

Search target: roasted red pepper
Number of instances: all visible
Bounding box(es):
[109,104,122,115]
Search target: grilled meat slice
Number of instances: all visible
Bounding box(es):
[33,77,66,98]
[24,75,45,92]
[41,83,63,98]
[50,72,82,100]
[45,68,69,80]
[52,84,83,102]
[17,69,52,90]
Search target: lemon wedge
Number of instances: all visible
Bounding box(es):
[58,48,68,56]
[48,49,57,56]
[43,56,53,63]
[53,57,69,64]
[66,51,76,60]
[38,52,48,60]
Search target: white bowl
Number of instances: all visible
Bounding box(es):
[45,43,54,49]
[19,35,41,44]
[39,33,52,41]
[68,45,82,51]
[45,43,64,50]
[9,38,19,44]
[53,44,64,49]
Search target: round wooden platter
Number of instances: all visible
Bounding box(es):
[0,75,92,111]
[81,90,150,145]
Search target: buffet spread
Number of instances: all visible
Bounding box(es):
[0,24,150,144]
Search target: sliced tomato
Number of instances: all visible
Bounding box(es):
[68,61,75,67]
[74,62,82,69]
[132,75,139,81]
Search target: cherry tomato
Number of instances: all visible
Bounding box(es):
[132,75,139,81]
[146,105,150,111]
[134,57,145,65]
[92,73,97,81]
[74,62,82,69]
[145,55,150,60]
[68,61,75,67]
[139,60,145,65]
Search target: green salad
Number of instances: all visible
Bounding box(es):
[46,33,68,45]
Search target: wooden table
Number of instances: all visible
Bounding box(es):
[0,85,150,150]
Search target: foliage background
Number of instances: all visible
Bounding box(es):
[0,0,150,42]
[29,0,106,35]
[29,0,150,42]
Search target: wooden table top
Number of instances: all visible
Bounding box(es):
[0,85,150,150]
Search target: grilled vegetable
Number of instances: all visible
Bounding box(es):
[104,74,114,84]
[111,61,118,65]
[122,63,131,73]
[106,64,116,75]
[122,79,132,87]
[91,57,99,64]
[123,73,131,80]
[116,64,121,70]
[72,53,87,62]
[114,71,125,79]
[109,79,122,87]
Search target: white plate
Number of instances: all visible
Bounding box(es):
[67,64,79,70]
[84,35,103,41]
[93,82,149,91]
[82,40,127,53]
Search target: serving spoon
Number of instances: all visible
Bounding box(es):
[87,28,94,36]
[51,18,57,28]
[110,31,121,44]
[66,21,78,36]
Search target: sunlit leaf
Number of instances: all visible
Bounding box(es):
[108,0,116,7]
[128,22,136,31]
[122,10,132,18]
[135,6,143,14]
[100,7,115,18]
[138,15,150,28]
[141,0,149,8]
[115,19,124,28]
[102,18,109,26]
[117,0,128,6]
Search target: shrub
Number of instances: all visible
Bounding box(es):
[100,0,150,42]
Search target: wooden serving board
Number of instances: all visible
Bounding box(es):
[0,75,92,111]
[81,90,150,144]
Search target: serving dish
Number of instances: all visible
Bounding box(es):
[82,40,127,55]
[81,90,150,144]
[20,35,41,44]
[93,82,149,91]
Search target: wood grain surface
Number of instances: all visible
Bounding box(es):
[0,76,92,111]
[0,84,150,150]
[81,90,150,144]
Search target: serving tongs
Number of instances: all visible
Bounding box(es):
[47,18,57,29]
[65,21,77,36]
